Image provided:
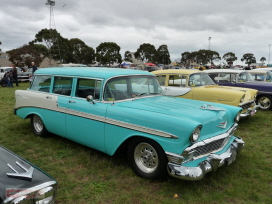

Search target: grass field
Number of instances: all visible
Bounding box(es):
[0,83,272,204]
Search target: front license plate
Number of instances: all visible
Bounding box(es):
[226,155,236,166]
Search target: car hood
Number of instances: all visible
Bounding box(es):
[0,146,56,202]
[109,96,240,140]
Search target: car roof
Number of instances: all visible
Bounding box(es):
[248,70,269,73]
[35,67,153,79]
[204,69,246,73]
[255,68,272,71]
[152,69,201,74]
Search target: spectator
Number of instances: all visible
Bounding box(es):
[32,62,37,74]
[11,64,18,86]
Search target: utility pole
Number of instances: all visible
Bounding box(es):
[208,37,211,50]
[269,44,271,64]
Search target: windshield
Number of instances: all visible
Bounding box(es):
[238,72,254,82]
[188,73,215,87]
[266,72,272,82]
[103,75,164,101]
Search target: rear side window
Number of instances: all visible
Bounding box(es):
[30,75,52,92]
[53,77,73,96]
[76,78,102,100]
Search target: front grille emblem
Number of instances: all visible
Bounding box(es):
[217,121,227,129]
[7,161,34,180]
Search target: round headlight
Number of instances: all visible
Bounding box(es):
[35,186,54,204]
[240,95,245,103]
[190,126,201,143]
[235,112,241,122]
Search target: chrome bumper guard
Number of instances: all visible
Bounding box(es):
[240,104,259,117]
[167,138,244,180]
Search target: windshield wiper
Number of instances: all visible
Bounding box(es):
[132,92,147,100]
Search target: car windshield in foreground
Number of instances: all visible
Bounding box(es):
[103,75,164,101]
[188,73,215,87]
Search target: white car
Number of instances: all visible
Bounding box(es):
[248,69,272,82]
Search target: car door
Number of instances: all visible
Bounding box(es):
[58,77,107,152]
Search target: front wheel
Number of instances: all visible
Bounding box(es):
[257,95,272,110]
[31,114,49,137]
[128,138,167,179]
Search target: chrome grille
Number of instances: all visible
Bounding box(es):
[193,138,226,157]
[239,101,255,110]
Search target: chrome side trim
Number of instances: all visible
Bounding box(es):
[16,105,178,139]
[200,104,226,111]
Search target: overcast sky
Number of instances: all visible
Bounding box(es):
[1,0,272,65]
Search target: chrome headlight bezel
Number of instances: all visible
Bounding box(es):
[235,111,241,122]
[190,126,202,143]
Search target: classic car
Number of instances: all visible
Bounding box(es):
[247,69,272,82]
[14,67,244,181]
[205,69,272,110]
[0,145,57,204]
[152,69,258,117]
[0,67,30,82]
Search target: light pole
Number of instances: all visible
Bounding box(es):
[269,44,271,64]
[208,37,211,50]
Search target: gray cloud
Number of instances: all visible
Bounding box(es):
[1,0,272,64]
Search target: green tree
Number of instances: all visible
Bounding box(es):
[124,51,133,62]
[81,46,95,65]
[222,52,237,65]
[241,53,256,66]
[260,57,266,63]
[134,43,157,63]
[31,28,63,65]
[96,42,122,66]
[0,41,2,54]
[157,45,171,64]
[180,51,191,65]
[7,44,44,67]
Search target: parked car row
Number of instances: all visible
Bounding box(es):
[3,66,271,203]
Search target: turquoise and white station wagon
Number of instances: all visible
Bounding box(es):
[14,67,245,180]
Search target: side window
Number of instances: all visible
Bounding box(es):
[156,75,166,85]
[30,75,52,92]
[219,73,231,82]
[76,78,102,100]
[207,73,218,83]
[53,77,73,96]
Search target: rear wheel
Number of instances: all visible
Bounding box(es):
[257,95,272,110]
[31,114,49,137]
[128,138,167,179]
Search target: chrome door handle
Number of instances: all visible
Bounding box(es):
[46,96,52,99]
[69,100,76,103]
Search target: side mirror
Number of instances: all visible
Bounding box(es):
[86,95,95,104]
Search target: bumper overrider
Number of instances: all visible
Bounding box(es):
[240,101,259,117]
[166,124,245,180]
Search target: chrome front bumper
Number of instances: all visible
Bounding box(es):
[167,138,244,180]
[240,104,259,117]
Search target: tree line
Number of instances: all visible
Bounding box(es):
[0,29,266,67]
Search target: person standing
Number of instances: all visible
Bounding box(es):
[30,62,37,84]
[7,71,14,87]
[32,62,37,74]
[11,64,18,86]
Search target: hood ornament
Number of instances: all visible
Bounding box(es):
[200,104,226,111]
[217,121,227,129]
[7,161,34,180]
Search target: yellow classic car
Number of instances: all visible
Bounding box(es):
[152,69,258,117]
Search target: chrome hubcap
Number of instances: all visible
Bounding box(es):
[134,142,158,173]
[33,115,43,132]
[258,97,271,109]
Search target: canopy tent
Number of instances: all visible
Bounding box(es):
[145,63,156,66]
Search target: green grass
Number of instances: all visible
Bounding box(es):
[1,83,272,204]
